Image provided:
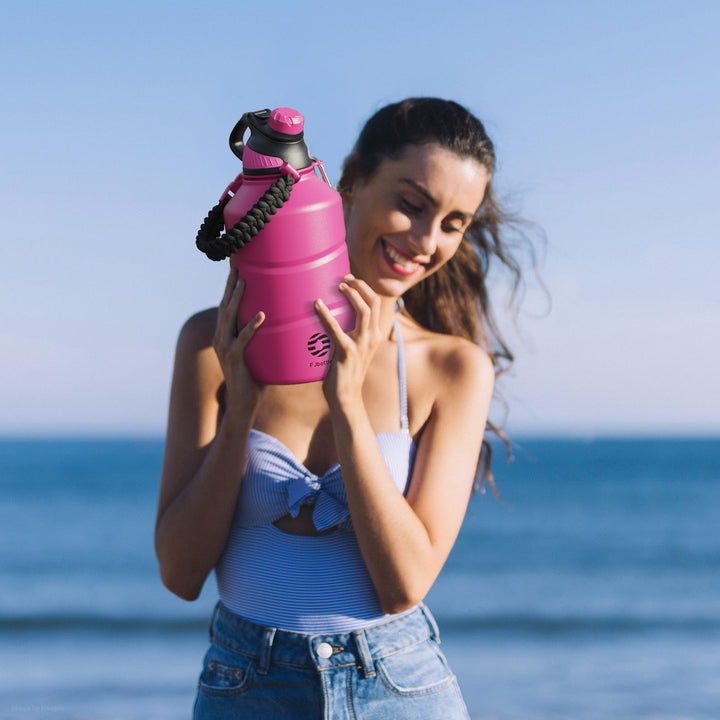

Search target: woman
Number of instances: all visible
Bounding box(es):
[156,98,524,719]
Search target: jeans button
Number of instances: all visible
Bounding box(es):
[316,642,333,659]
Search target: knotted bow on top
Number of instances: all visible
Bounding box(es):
[237,429,357,532]
[286,467,348,531]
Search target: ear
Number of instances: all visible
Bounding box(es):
[341,189,354,225]
[339,180,356,226]
[339,182,355,203]
[337,153,362,194]
[338,152,363,224]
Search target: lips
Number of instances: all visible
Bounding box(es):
[381,239,424,277]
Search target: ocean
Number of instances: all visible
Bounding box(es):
[1,437,719,719]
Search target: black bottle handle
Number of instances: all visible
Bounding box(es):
[228,112,252,160]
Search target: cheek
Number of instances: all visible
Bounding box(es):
[343,195,372,237]
[344,205,378,251]
[388,209,413,232]
[441,233,465,257]
[429,236,465,273]
[343,220,368,268]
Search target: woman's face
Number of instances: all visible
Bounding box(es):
[342,144,490,298]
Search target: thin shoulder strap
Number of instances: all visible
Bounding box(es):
[393,316,410,433]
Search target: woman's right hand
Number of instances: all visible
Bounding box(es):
[213,268,266,413]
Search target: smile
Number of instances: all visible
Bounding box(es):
[381,240,423,277]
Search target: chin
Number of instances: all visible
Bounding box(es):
[377,274,426,300]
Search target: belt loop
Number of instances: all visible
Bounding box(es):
[352,629,376,678]
[419,602,441,643]
[256,627,277,675]
[208,601,221,641]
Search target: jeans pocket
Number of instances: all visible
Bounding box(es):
[198,645,254,697]
[376,639,456,697]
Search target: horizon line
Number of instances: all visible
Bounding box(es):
[0,431,718,443]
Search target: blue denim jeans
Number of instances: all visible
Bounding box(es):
[193,601,470,720]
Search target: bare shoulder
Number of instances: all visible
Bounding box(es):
[396,315,494,436]
[158,308,223,529]
[172,307,224,399]
[398,314,494,393]
[431,332,492,383]
[177,307,218,353]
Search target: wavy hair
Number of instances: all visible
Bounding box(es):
[339,98,537,494]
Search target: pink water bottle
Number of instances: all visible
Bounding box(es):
[196,107,354,384]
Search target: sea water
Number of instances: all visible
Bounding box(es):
[1,437,718,719]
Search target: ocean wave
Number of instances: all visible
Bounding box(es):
[1,614,208,634]
[3,612,720,637]
[438,613,720,636]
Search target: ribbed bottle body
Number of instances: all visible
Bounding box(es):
[225,168,353,384]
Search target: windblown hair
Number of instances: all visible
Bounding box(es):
[339,97,533,494]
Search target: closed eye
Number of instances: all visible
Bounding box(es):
[399,196,423,214]
[442,210,471,235]
[441,222,464,234]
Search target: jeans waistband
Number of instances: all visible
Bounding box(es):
[209,601,441,677]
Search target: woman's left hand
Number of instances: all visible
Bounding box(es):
[314,274,383,409]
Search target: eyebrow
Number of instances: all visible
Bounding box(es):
[398,177,473,221]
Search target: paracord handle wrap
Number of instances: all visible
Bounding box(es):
[195,174,295,261]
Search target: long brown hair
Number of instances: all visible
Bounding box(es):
[339,98,535,494]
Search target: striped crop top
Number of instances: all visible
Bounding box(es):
[215,317,417,632]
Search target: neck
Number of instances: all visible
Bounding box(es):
[377,295,400,340]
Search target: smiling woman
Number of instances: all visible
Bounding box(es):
[342,147,489,288]
[339,98,527,488]
[155,97,533,719]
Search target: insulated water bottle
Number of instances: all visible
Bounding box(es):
[196,107,354,384]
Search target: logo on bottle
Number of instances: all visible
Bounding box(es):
[307,332,331,358]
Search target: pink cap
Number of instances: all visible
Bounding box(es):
[268,107,304,135]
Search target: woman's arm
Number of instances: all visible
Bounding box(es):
[154,271,265,601]
[316,277,494,614]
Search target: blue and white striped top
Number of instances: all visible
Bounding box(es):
[215,317,417,632]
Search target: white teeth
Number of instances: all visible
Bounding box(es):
[384,242,418,269]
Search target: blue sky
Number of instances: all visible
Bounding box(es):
[1,0,718,436]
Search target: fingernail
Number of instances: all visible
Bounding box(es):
[344,274,355,281]
[339,282,348,291]
[315,298,325,307]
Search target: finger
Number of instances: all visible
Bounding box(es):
[338,281,371,337]
[314,298,350,354]
[219,277,245,345]
[214,272,236,350]
[219,268,239,310]
[229,310,265,355]
[227,276,245,322]
[342,274,381,338]
[343,275,380,310]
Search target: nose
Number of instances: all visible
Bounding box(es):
[409,219,441,258]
